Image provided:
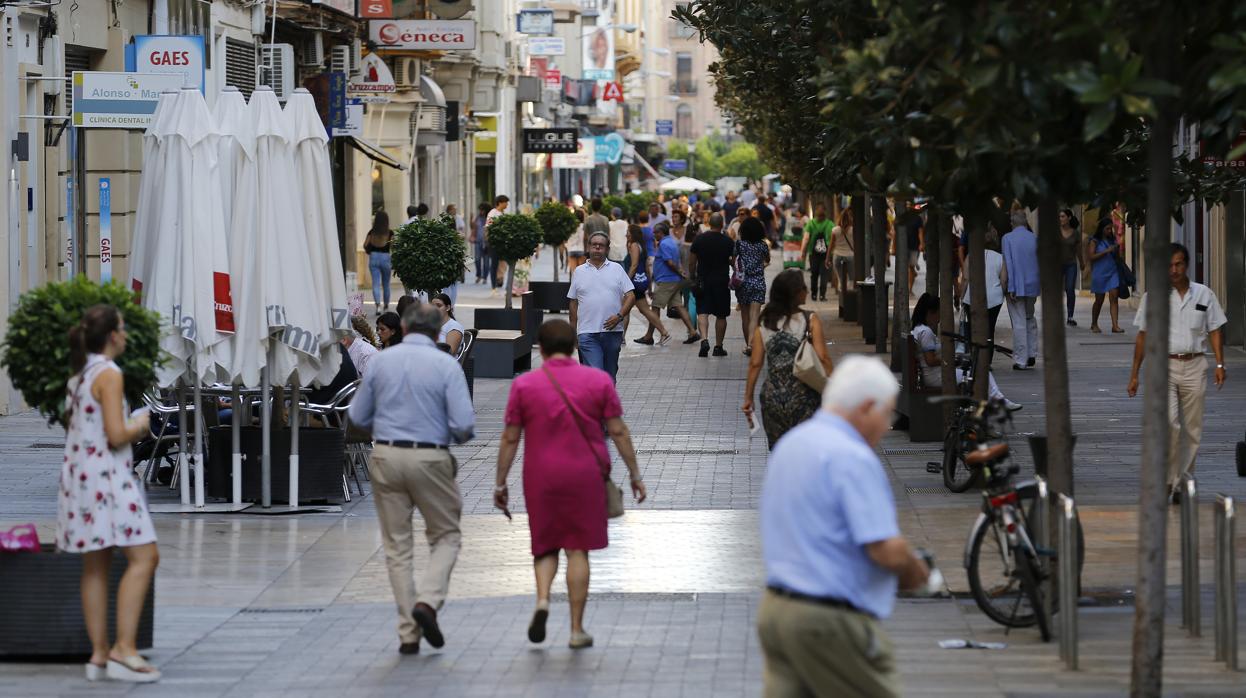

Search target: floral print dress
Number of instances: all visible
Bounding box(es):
[57,354,156,553]
[758,313,821,449]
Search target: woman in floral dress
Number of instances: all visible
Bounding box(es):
[734,217,770,356]
[59,304,161,683]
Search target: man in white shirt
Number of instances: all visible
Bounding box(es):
[485,195,509,293]
[567,231,636,382]
[607,207,630,264]
[1128,242,1227,494]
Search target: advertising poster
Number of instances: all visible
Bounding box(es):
[583,10,614,81]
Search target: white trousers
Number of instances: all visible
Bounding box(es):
[1006,296,1038,366]
[1167,357,1208,487]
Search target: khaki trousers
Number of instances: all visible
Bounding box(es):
[756,591,898,698]
[370,445,462,644]
[1167,357,1208,487]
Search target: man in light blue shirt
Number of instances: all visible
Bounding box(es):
[758,355,929,697]
[349,303,475,656]
[1002,210,1041,369]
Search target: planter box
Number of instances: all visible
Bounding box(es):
[475,294,545,347]
[206,426,345,504]
[528,281,570,314]
[0,546,153,658]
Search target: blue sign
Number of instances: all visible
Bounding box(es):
[593,133,625,165]
[328,72,347,129]
[655,119,673,136]
[99,179,112,283]
[665,159,687,172]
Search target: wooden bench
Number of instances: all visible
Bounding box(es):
[473,329,532,378]
[896,334,945,442]
[474,291,545,347]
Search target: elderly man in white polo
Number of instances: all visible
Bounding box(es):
[567,230,636,382]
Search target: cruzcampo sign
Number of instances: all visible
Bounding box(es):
[72,71,186,128]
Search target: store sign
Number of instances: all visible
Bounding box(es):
[523,128,578,154]
[1201,130,1246,168]
[334,101,364,137]
[359,0,394,18]
[553,138,596,169]
[600,81,623,102]
[99,178,112,282]
[348,53,396,93]
[370,20,477,50]
[528,36,566,56]
[593,133,625,165]
[517,9,554,35]
[129,35,205,91]
[655,119,673,136]
[474,115,498,154]
[71,71,186,128]
[583,18,614,80]
[665,159,687,171]
[543,68,562,89]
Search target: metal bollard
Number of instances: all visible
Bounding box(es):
[1180,474,1200,637]
[1057,493,1078,670]
[1213,495,1237,670]
[1031,477,1052,634]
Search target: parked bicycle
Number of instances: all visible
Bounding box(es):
[938,332,1014,492]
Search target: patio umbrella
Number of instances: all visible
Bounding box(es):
[659,176,714,192]
[129,90,178,306]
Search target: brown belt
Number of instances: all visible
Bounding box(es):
[1168,353,1201,361]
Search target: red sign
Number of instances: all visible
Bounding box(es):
[214,272,235,334]
[544,69,562,89]
[601,81,623,102]
[359,0,393,18]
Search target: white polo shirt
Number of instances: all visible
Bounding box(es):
[567,259,635,334]
[1133,281,1227,354]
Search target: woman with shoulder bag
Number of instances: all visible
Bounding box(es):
[494,320,647,650]
[742,270,835,449]
[364,211,394,312]
[60,305,162,683]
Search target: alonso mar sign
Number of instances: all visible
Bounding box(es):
[523,128,578,154]
[72,71,186,128]
[370,20,476,50]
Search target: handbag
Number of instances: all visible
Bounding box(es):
[542,366,624,518]
[1115,254,1136,300]
[729,242,744,290]
[0,523,40,553]
[792,311,828,392]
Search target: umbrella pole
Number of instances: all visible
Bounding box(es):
[231,384,242,506]
[289,380,300,510]
[177,383,190,506]
[193,373,205,509]
[261,366,272,508]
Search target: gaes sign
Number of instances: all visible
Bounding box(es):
[370,20,477,50]
[127,35,205,91]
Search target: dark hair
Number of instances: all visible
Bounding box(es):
[369,211,390,238]
[432,292,455,319]
[574,208,586,223]
[911,292,940,329]
[494,194,509,206]
[69,304,122,374]
[478,202,490,214]
[837,208,853,227]
[760,270,808,331]
[1060,208,1079,230]
[1171,242,1190,265]
[416,203,429,217]
[627,224,645,246]
[376,312,404,348]
[739,217,766,244]
[672,209,686,225]
[1092,216,1114,241]
[406,205,418,218]
[396,295,416,318]
[590,197,604,213]
[537,319,577,356]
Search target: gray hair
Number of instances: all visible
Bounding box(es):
[611,207,623,219]
[401,302,443,339]
[822,355,899,412]
[709,212,724,230]
[1010,210,1029,229]
[588,230,610,245]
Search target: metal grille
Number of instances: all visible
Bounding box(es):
[29,442,63,449]
[64,49,92,114]
[641,449,739,456]
[225,38,256,99]
[240,607,323,614]
[905,486,951,495]
[883,447,944,455]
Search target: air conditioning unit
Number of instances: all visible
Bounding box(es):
[350,39,362,75]
[260,43,295,102]
[394,58,420,89]
[329,45,351,75]
[301,32,325,67]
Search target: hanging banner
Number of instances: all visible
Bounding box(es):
[99,178,112,282]
[583,17,614,80]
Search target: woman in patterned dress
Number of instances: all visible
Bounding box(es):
[59,304,161,683]
[742,270,835,449]
[735,218,771,356]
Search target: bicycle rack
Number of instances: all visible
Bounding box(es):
[1180,474,1200,637]
[1213,494,1237,670]
[1057,493,1078,670]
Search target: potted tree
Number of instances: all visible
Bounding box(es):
[390,214,468,300]
[481,213,545,342]
[0,277,161,656]
[529,201,579,313]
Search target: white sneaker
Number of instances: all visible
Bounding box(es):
[1004,400,1023,412]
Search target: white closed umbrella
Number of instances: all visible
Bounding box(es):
[659,176,715,192]
[129,90,178,305]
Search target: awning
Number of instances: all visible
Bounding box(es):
[345,135,408,170]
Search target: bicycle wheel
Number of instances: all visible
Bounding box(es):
[942,419,976,493]
[1015,549,1052,642]
[967,517,1038,628]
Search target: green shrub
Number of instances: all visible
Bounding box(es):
[534,201,579,247]
[391,215,468,297]
[623,191,655,219]
[602,195,627,219]
[486,214,544,308]
[1,277,163,427]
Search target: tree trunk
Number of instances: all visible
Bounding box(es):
[852,194,867,284]
[927,210,941,306]
[873,195,889,354]
[937,212,956,393]
[1037,199,1076,497]
[893,202,910,371]
[551,245,560,283]
[1130,109,1176,698]
[504,263,515,310]
[967,214,989,400]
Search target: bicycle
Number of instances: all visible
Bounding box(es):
[937,332,1013,493]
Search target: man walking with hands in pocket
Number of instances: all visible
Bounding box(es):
[568,231,636,382]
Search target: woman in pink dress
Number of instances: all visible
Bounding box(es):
[494,320,647,649]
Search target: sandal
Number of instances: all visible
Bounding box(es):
[1111,327,1125,333]
[658,334,672,346]
[528,601,550,643]
[84,662,106,682]
[107,654,161,683]
[1090,326,1102,334]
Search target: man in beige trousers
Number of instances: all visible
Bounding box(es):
[1128,242,1227,498]
[349,303,476,654]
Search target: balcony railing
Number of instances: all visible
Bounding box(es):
[669,79,698,95]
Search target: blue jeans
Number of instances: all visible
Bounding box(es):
[369,252,392,307]
[577,331,624,382]
[1062,262,1078,320]
[474,239,492,281]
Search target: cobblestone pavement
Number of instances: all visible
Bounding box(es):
[2,253,1244,696]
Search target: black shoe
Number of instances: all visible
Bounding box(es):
[413,603,445,648]
[1067,318,1078,326]
[1012,364,1027,371]
[699,341,710,358]
[1027,357,1036,367]
[399,641,420,655]
[633,337,655,346]
[712,346,728,357]
[528,606,549,644]
[683,333,702,345]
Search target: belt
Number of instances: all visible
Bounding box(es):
[375,440,449,450]
[766,586,875,619]
[1168,353,1202,361]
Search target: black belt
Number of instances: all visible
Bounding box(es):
[766,586,875,618]
[375,440,449,450]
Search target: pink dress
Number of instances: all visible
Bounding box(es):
[56,355,156,553]
[504,357,622,556]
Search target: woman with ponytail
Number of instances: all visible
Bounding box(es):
[60,304,162,683]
